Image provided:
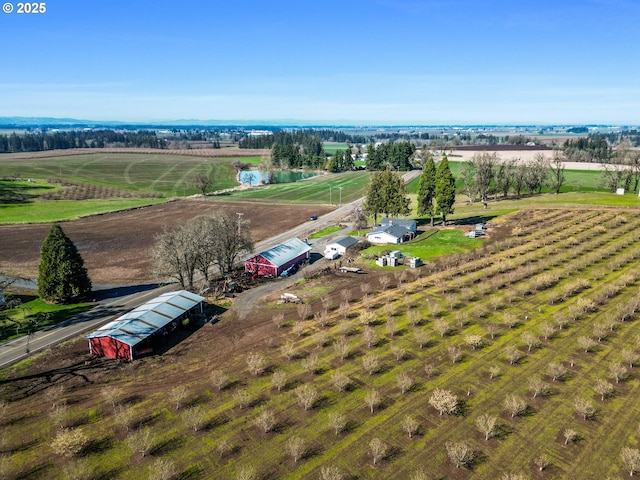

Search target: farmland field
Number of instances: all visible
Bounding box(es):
[224,171,371,204]
[3,208,640,479]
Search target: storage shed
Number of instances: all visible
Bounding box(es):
[245,238,312,277]
[85,290,204,361]
[324,236,358,257]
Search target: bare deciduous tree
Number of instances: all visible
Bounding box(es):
[609,362,628,383]
[246,352,266,376]
[333,338,351,360]
[286,435,306,463]
[446,441,474,468]
[182,405,206,432]
[210,370,228,391]
[320,465,344,480]
[433,319,451,337]
[254,409,276,433]
[51,428,89,458]
[620,446,640,476]
[504,394,527,417]
[100,385,124,410]
[621,348,639,368]
[464,334,483,350]
[489,365,501,380]
[429,388,458,415]
[535,453,551,472]
[362,326,378,348]
[236,464,257,480]
[408,310,421,327]
[272,312,286,329]
[386,318,399,336]
[379,275,391,291]
[330,371,351,392]
[390,345,406,362]
[573,397,596,420]
[169,385,188,411]
[547,362,567,382]
[301,353,319,374]
[114,404,135,432]
[528,376,549,398]
[563,427,578,445]
[148,458,177,480]
[594,379,614,401]
[312,330,329,349]
[414,329,429,349]
[577,336,597,353]
[475,413,497,440]
[447,344,463,364]
[521,332,540,352]
[328,412,346,435]
[369,437,388,465]
[295,384,318,411]
[233,389,250,409]
[126,427,155,457]
[402,414,419,438]
[362,353,380,375]
[396,372,414,394]
[271,370,287,392]
[364,389,381,414]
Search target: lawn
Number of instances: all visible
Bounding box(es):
[0,292,93,342]
[323,143,349,155]
[361,228,481,263]
[308,225,343,239]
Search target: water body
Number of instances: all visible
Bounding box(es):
[238,170,317,185]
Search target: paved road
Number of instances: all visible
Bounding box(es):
[0,169,421,368]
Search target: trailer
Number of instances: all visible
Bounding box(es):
[339,266,364,274]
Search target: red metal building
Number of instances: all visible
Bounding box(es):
[245,237,311,277]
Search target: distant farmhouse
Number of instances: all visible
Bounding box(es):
[366,218,417,245]
[245,238,311,277]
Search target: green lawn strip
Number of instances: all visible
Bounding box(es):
[323,143,349,155]
[0,294,93,342]
[362,229,482,265]
[0,198,166,224]
[308,225,343,239]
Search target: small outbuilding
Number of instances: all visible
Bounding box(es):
[324,236,358,258]
[85,290,204,361]
[245,237,312,277]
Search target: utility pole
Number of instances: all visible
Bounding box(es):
[330,186,332,205]
[338,186,343,206]
[236,212,243,235]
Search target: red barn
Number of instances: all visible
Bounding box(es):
[85,290,204,361]
[245,237,312,277]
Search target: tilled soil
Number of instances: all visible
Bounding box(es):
[0,199,332,283]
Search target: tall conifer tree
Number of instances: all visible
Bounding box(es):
[435,156,456,226]
[38,225,92,303]
[417,156,436,225]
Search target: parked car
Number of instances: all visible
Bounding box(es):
[310,215,318,220]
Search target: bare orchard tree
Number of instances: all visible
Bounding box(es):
[535,454,551,472]
[330,371,351,392]
[295,384,318,411]
[396,372,414,394]
[169,385,188,411]
[101,385,124,410]
[573,397,596,420]
[319,465,344,480]
[192,173,212,195]
[504,394,527,417]
[362,353,380,375]
[369,437,388,465]
[470,152,498,208]
[246,352,266,376]
[547,362,567,382]
[528,376,549,398]
[286,435,306,463]
[364,389,381,414]
[593,379,614,401]
[402,414,420,438]
[446,441,474,468]
[271,370,287,392]
[563,427,578,445]
[328,412,347,435]
[254,409,276,433]
[210,370,229,391]
[620,446,640,477]
[429,388,458,415]
[609,362,628,383]
[475,413,497,441]
[152,223,200,291]
[182,405,207,432]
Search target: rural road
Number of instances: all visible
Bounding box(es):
[0,169,421,369]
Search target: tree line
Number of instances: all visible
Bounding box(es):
[0,129,168,153]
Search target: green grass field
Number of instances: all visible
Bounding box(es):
[0,153,252,196]
[223,171,371,204]
[323,143,349,154]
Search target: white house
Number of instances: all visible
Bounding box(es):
[366,218,417,245]
[324,236,358,257]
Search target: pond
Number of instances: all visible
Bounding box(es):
[238,170,317,185]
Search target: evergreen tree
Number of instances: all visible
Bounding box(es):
[417,156,436,225]
[364,165,410,224]
[435,156,456,226]
[38,225,92,303]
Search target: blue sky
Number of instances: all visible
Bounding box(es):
[1,0,639,124]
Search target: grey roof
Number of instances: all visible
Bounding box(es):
[86,290,204,347]
[249,237,311,268]
[380,217,417,230]
[328,236,358,249]
[367,225,409,239]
